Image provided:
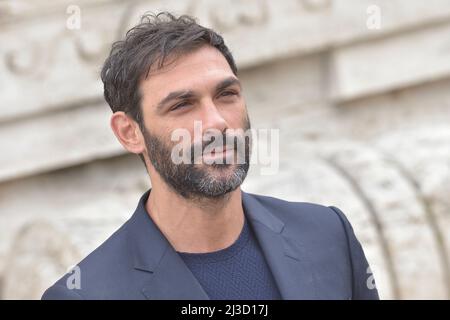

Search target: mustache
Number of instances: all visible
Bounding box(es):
[185,131,250,164]
[193,132,246,153]
[197,114,252,154]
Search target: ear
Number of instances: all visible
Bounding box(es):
[110,112,146,155]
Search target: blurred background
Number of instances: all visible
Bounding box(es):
[0,0,449,299]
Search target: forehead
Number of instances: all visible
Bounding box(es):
[140,46,235,102]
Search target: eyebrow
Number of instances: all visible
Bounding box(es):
[215,76,241,93]
[156,76,241,111]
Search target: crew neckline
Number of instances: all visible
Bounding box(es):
[177,216,250,264]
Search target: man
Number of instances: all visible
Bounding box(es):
[42,12,379,300]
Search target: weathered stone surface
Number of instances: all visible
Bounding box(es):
[2,0,450,121]
[1,0,450,300]
[331,22,450,101]
[1,221,81,299]
[0,103,123,182]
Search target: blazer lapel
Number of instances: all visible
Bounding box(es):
[242,191,317,299]
[141,246,210,300]
[129,189,317,299]
[127,190,209,300]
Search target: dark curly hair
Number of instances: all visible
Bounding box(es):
[101,11,238,131]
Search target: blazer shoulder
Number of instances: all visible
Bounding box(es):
[249,193,379,299]
[248,192,346,228]
[41,216,134,299]
[246,192,358,253]
[42,284,83,300]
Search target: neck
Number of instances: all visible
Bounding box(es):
[146,176,245,254]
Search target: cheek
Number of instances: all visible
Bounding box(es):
[223,104,248,128]
[144,120,178,150]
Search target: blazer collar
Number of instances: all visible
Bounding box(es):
[242,192,317,299]
[127,189,316,299]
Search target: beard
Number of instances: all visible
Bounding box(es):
[141,115,252,200]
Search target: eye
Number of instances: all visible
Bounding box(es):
[171,101,191,111]
[219,90,238,98]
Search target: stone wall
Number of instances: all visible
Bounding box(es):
[0,0,449,299]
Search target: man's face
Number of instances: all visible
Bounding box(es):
[139,45,251,199]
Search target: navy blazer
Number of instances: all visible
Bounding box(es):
[42,189,379,300]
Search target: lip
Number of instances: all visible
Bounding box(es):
[215,146,234,153]
[202,147,235,160]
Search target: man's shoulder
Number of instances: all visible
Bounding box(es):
[246,192,348,230]
[41,216,136,299]
[245,192,355,253]
[249,192,379,300]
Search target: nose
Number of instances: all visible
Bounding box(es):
[198,98,229,135]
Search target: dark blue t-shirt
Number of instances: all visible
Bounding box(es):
[177,215,281,300]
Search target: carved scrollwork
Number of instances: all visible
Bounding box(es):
[300,0,332,12]
[4,42,48,77]
[187,0,268,32]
